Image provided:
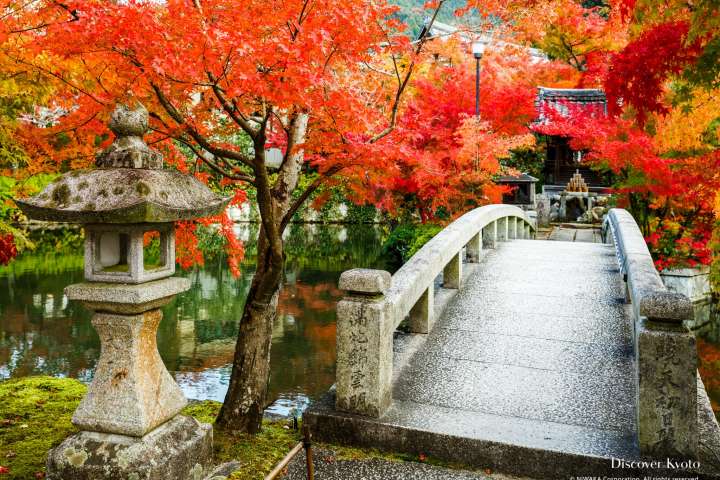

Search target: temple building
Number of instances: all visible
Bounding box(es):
[535,87,610,195]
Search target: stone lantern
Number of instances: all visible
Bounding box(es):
[16,104,229,480]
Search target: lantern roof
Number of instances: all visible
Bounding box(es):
[17,104,229,224]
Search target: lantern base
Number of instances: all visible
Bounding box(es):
[46,415,213,480]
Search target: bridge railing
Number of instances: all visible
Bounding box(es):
[334,204,535,418]
[603,208,698,459]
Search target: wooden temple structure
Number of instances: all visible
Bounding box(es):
[535,87,610,193]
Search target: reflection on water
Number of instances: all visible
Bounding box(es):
[0,223,388,417]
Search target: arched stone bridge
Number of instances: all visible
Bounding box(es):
[306,205,720,479]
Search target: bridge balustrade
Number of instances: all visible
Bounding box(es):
[603,208,697,459]
[334,205,535,418]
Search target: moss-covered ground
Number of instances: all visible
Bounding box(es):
[0,376,85,479]
[182,401,301,480]
[0,377,302,479]
[0,376,481,479]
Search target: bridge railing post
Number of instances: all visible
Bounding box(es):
[409,285,434,333]
[636,315,697,459]
[465,232,482,262]
[483,221,497,248]
[335,269,393,418]
[604,209,698,460]
[443,251,462,289]
[497,217,508,242]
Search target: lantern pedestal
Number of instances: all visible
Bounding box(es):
[46,415,213,480]
[16,104,232,480]
[46,277,214,479]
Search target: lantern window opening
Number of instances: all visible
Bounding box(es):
[85,223,175,284]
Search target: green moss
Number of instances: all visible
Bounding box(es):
[0,378,470,480]
[0,376,86,479]
[135,182,151,197]
[0,380,301,480]
[51,183,71,207]
[78,181,89,191]
[182,401,301,480]
[113,186,124,195]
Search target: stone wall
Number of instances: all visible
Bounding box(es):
[227,200,382,224]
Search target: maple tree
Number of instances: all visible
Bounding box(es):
[530,0,720,274]
[9,0,718,435]
[350,36,580,222]
[1,0,471,433]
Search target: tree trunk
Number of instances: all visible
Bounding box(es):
[215,112,308,434]
[215,226,283,434]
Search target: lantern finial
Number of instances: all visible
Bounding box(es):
[96,103,163,169]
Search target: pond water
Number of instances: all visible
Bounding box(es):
[2,224,720,420]
[0,223,389,417]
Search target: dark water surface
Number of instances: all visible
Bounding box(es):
[0,223,388,417]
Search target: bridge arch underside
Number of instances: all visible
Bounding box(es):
[307,229,720,478]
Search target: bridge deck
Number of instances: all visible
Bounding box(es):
[308,236,720,478]
[389,239,638,461]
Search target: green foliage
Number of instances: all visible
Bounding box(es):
[0,376,86,479]
[388,0,475,37]
[30,228,83,255]
[711,221,720,293]
[345,202,378,224]
[178,400,302,480]
[196,224,228,262]
[0,377,302,480]
[681,36,720,94]
[0,176,17,222]
[505,147,545,184]
[0,227,84,275]
[382,223,443,267]
[0,173,59,253]
[581,0,610,17]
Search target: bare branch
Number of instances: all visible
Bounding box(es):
[369,0,446,143]
[7,1,79,33]
[361,61,393,77]
[150,82,255,168]
[207,71,259,138]
[280,165,342,231]
[152,127,256,184]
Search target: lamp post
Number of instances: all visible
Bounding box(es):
[472,41,486,171]
[472,41,485,118]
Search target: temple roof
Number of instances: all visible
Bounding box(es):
[535,87,607,124]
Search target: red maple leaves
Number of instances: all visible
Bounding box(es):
[605,21,702,125]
